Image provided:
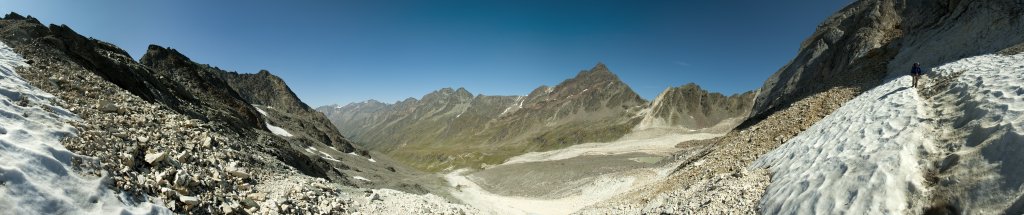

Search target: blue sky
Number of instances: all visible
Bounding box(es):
[5,0,852,107]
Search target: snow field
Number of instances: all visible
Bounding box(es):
[754,53,1024,214]
[753,71,933,214]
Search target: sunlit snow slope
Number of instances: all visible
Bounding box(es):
[0,41,168,214]
[754,53,1024,214]
[753,72,931,214]
[927,54,1024,214]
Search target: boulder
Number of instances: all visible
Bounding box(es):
[97,100,118,113]
[179,195,199,205]
[144,151,167,164]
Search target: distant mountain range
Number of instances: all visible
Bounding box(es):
[318,63,755,171]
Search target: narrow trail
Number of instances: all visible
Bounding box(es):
[915,54,1024,214]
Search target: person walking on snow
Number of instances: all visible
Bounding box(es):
[911,62,923,88]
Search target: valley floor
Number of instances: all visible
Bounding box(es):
[444,130,721,215]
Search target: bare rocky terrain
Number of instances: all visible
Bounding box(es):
[0,13,469,214]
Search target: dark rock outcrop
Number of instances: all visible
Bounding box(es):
[216,70,356,152]
[140,45,266,133]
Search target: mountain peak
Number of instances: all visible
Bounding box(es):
[140,44,192,68]
[571,62,622,85]
[3,12,24,20]
[423,87,474,101]
[455,87,473,98]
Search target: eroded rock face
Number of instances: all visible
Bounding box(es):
[638,83,755,130]
[320,63,648,171]
[750,0,1024,122]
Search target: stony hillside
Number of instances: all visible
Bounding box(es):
[636,83,755,131]
[320,63,650,171]
[0,13,466,214]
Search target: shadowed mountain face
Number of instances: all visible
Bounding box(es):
[214,69,356,153]
[139,45,266,133]
[637,83,755,130]
[141,45,355,153]
[320,63,649,171]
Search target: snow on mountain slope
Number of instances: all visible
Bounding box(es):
[926,53,1024,213]
[0,42,168,214]
[265,122,293,137]
[254,106,293,137]
[753,72,933,213]
[754,53,1024,214]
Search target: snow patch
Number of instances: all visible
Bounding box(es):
[254,106,268,116]
[322,155,340,163]
[345,151,376,162]
[265,122,293,137]
[499,96,525,116]
[0,41,169,214]
[353,176,371,182]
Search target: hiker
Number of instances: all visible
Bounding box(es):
[911,62,923,88]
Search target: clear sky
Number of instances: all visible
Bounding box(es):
[5,0,852,107]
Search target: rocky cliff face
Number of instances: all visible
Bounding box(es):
[750,0,1024,122]
[319,63,648,171]
[139,45,266,133]
[637,83,755,131]
[215,69,355,152]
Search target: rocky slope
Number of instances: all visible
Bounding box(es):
[636,83,755,131]
[0,13,466,214]
[320,63,651,171]
[749,0,1024,122]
